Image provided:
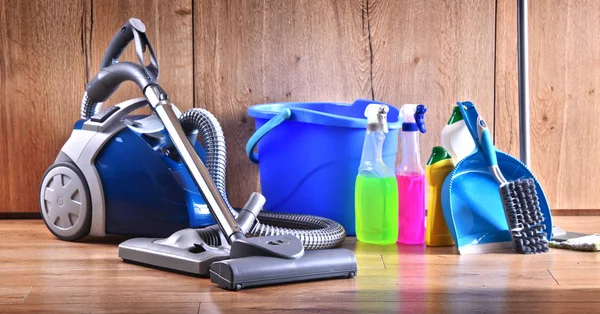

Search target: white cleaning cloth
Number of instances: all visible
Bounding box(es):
[550,234,600,252]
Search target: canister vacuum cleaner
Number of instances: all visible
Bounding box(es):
[39,18,356,290]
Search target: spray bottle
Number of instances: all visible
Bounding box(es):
[355,104,398,245]
[396,104,427,244]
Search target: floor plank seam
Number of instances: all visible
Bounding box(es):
[21,287,32,304]
[380,254,386,269]
[547,269,560,285]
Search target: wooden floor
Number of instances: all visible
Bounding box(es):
[0,217,598,313]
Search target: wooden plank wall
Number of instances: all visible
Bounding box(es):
[368,0,496,160]
[0,0,87,213]
[495,0,600,210]
[0,0,598,214]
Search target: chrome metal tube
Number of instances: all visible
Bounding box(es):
[153,102,244,242]
[518,0,531,166]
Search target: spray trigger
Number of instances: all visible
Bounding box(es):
[415,104,427,133]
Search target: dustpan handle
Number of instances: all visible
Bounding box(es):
[458,102,501,168]
[477,117,499,167]
[456,101,482,146]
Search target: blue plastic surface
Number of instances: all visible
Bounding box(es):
[74,119,85,130]
[95,119,215,238]
[479,128,498,167]
[247,99,401,235]
[441,102,552,252]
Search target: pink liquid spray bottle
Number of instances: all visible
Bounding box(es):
[396,104,427,244]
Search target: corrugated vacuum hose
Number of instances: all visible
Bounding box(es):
[179,108,346,250]
[80,99,346,249]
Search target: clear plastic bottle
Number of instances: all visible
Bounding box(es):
[355,104,398,245]
[396,104,427,244]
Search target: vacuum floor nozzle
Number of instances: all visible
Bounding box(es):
[209,248,357,290]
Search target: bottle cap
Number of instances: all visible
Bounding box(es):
[364,104,389,133]
[447,106,464,125]
[427,146,452,165]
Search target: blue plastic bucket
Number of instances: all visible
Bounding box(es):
[246,99,400,235]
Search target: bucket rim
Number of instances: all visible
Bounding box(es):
[248,101,401,129]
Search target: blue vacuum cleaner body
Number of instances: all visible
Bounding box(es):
[41,98,215,240]
[92,117,215,237]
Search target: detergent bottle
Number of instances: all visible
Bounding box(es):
[425,146,455,247]
[355,104,399,245]
[396,104,427,244]
[441,105,476,164]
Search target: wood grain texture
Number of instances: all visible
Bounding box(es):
[2,302,600,314]
[552,209,600,216]
[194,0,371,207]
[368,0,496,163]
[495,0,600,210]
[494,0,520,154]
[197,301,600,314]
[0,287,30,305]
[0,217,599,313]
[0,303,200,314]
[0,0,87,213]
[88,0,194,113]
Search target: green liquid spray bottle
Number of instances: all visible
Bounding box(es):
[355,104,399,245]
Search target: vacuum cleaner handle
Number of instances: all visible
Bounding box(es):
[85,18,161,104]
[100,18,159,79]
[86,63,160,104]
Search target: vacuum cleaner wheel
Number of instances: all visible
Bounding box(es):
[39,162,92,241]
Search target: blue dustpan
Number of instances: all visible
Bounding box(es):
[441,101,552,254]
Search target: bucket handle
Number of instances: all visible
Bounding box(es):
[246,108,292,164]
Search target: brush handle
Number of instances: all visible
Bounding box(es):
[477,117,498,167]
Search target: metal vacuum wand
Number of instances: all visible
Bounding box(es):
[518,0,531,166]
[144,85,245,244]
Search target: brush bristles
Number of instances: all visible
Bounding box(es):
[499,178,549,254]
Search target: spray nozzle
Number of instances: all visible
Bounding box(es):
[364,104,389,133]
[400,104,427,133]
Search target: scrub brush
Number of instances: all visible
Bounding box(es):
[477,117,549,254]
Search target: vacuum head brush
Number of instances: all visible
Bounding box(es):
[210,249,357,290]
[500,178,549,254]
